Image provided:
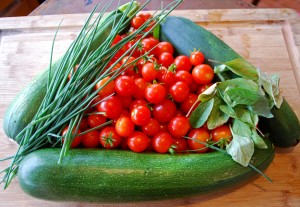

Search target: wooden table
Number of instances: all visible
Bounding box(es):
[0,5,300,207]
[29,0,255,15]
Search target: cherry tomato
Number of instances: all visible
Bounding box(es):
[79,117,89,131]
[142,118,160,136]
[141,37,159,55]
[158,52,174,67]
[61,126,82,148]
[211,125,232,143]
[127,131,149,152]
[169,81,190,103]
[180,93,199,114]
[115,75,135,97]
[130,16,145,29]
[175,70,193,85]
[131,105,151,126]
[99,126,122,149]
[187,128,210,153]
[197,83,213,95]
[145,83,166,104]
[133,78,147,99]
[141,62,158,82]
[82,130,100,148]
[157,67,176,86]
[152,99,177,123]
[168,116,190,139]
[173,138,188,152]
[137,12,152,21]
[115,116,135,137]
[174,55,192,71]
[119,95,132,109]
[111,35,122,46]
[192,64,214,85]
[155,42,174,56]
[152,132,174,153]
[190,51,205,66]
[87,114,106,128]
[95,76,115,98]
[96,96,123,119]
[129,99,148,111]
[121,56,136,73]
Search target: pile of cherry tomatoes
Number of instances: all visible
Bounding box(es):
[63,13,232,154]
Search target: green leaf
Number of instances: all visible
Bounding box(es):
[227,122,254,167]
[220,105,237,118]
[217,78,258,92]
[251,129,267,149]
[207,96,229,130]
[189,98,214,128]
[224,58,258,80]
[234,107,258,127]
[232,119,252,137]
[251,96,274,118]
[198,82,218,102]
[224,87,261,107]
[214,64,228,73]
[258,70,283,108]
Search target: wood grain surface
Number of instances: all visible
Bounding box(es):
[0,8,300,207]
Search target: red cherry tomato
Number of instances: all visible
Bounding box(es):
[79,117,89,131]
[87,114,106,128]
[192,64,214,85]
[130,16,145,29]
[211,125,232,143]
[155,42,174,56]
[131,105,151,126]
[152,99,177,123]
[127,131,149,152]
[96,96,123,119]
[152,132,174,153]
[190,51,205,66]
[129,99,148,111]
[142,118,160,136]
[180,93,199,114]
[61,126,82,148]
[187,128,210,153]
[157,67,176,86]
[168,116,190,139]
[175,70,193,85]
[115,116,135,137]
[145,83,167,104]
[141,37,159,55]
[111,35,122,46]
[133,78,147,99]
[174,55,192,71]
[141,62,158,82]
[158,52,174,67]
[115,75,136,97]
[173,138,188,152]
[197,83,213,95]
[82,130,100,148]
[95,76,115,98]
[169,81,190,103]
[99,126,122,149]
[137,12,152,21]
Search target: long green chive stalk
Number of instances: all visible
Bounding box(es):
[1,0,183,189]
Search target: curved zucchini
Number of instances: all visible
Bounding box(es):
[3,2,139,142]
[18,142,274,202]
[159,16,300,148]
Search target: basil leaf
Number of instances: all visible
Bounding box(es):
[189,98,214,128]
[207,96,229,130]
[258,71,283,108]
[251,96,274,118]
[227,122,254,167]
[224,58,258,80]
[224,87,261,107]
[220,105,237,118]
[214,64,228,73]
[251,129,267,149]
[198,82,218,102]
[232,119,252,137]
[218,78,258,92]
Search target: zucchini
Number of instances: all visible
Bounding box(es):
[18,141,274,202]
[159,16,300,148]
[3,2,139,143]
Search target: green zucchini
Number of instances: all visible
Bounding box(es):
[3,2,139,143]
[18,140,274,202]
[159,16,300,148]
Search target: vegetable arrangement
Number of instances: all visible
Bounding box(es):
[1,0,300,203]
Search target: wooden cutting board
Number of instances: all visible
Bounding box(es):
[0,9,299,207]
